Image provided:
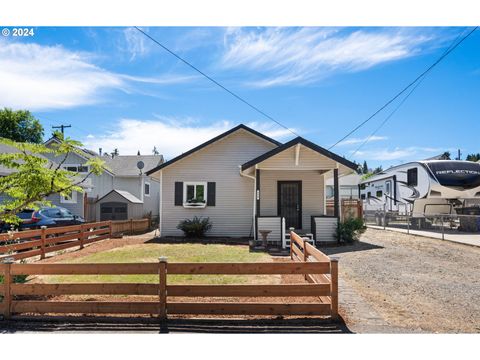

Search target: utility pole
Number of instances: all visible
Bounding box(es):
[456,149,462,161]
[52,124,71,135]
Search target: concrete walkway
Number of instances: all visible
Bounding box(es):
[367,225,480,247]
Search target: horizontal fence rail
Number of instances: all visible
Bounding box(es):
[0,221,112,261]
[0,233,338,320]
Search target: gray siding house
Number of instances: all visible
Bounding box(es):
[147,124,356,246]
[37,137,163,221]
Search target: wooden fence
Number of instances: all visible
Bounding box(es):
[326,199,363,221]
[290,231,338,317]
[0,221,111,261]
[0,232,338,320]
[111,218,150,236]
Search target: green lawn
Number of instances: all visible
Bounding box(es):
[42,243,275,285]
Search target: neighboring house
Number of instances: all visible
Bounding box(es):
[147,124,356,246]
[96,155,162,221]
[0,137,163,222]
[0,142,89,212]
[326,173,361,200]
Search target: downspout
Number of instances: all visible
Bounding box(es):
[239,166,256,240]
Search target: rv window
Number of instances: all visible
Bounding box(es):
[407,168,418,186]
[367,192,371,198]
[376,190,383,197]
[360,194,366,200]
[386,182,391,194]
[360,183,366,190]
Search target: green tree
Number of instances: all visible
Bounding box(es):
[0,108,44,143]
[466,153,480,162]
[373,166,383,174]
[0,137,105,224]
[362,160,369,174]
[440,151,451,160]
[152,146,159,155]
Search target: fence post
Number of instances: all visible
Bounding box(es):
[130,219,134,235]
[108,221,113,238]
[383,209,386,230]
[441,215,445,240]
[329,256,339,320]
[2,258,14,320]
[79,224,85,250]
[289,232,293,260]
[303,239,308,280]
[40,226,47,260]
[158,256,168,322]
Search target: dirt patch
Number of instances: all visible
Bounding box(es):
[322,228,480,333]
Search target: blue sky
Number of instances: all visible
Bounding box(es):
[1,26,479,168]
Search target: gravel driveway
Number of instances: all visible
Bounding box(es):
[322,228,480,333]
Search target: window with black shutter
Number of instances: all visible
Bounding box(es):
[207,182,216,206]
[174,182,183,206]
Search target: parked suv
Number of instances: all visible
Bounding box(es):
[1,206,85,232]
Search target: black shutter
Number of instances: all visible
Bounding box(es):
[207,182,216,206]
[174,182,183,206]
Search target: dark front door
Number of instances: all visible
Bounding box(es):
[278,181,302,229]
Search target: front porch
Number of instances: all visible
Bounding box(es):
[241,137,357,248]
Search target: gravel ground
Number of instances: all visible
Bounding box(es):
[322,228,480,333]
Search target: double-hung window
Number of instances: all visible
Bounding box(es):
[183,182,207,208]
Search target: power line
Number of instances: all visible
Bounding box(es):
[329,26,478,150]
[350,27,470,157]
[134,26,299,138]
[350,76,426,157]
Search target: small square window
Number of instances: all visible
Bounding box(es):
[183,182,207,208]
[60,191,77,204]
[376,190,383,197]
[144,182,150,196]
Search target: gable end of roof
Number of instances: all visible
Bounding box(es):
[146,124,282,175]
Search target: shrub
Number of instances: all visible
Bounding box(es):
[177,216,212,238]
[336,218,366,243]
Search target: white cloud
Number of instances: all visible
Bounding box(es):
[221,28,434,87]
[82,118,294,158]
[354,146,441,161]
[337,135,388,146]
[0,41,194,111]
[122,28,151,61]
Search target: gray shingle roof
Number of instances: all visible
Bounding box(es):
[98,189,143,203]
[102,155,164,176]
[0,143,60,176]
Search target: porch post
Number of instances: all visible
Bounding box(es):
[333,168,339,218]
[256,169,260,217]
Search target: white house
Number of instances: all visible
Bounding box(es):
[147,124,357,245]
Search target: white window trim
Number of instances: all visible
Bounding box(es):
[144,181,151,197]
[183,181,207,208]
[60,191,77,204]
[62,164,90,173]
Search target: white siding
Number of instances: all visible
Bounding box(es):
[259,170,325,232]
[258,145,337,170]
[161,129,277,237]
[314,217,338,242]
[257,217,283,243]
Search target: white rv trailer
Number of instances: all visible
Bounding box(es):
[359,160,480,223]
